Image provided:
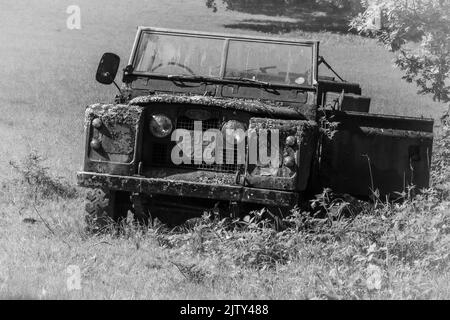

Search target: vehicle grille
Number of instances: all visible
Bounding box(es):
[151,117,243,173]
[176,117,220,131]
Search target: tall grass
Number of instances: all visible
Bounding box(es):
[0,118,448,299]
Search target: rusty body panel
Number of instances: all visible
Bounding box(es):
[80,99,310,206]
[83,104,144,176]
[319,111,434,197]
[245,118,318,191]
[77,172,299,207]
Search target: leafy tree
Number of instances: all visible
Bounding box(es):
[351,0,450,111]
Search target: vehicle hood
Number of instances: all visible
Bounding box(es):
[128,93,316,120]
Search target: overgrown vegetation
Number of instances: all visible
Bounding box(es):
[138,117,449,299]
[150,186,448,298]
[74,119,444,299]
[432,112,450,195]
[6,150,78,202]
[2,130,447,299]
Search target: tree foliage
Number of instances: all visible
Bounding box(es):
[351,0,450,107]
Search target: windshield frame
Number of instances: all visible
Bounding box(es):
[128,27,319,88]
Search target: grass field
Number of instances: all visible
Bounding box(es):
[0,0,448,300]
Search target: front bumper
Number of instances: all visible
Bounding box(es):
[77,171,299,207]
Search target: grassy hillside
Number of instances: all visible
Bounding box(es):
[0,0,448,299]
[1,147,449,299]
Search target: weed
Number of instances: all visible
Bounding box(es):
[170,261,208,284]
[8,151,78,202]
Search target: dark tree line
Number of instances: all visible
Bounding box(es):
[205,0,364,16]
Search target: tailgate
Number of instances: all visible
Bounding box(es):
[319,111,434,198]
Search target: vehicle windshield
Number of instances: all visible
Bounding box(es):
[133,31,315,86]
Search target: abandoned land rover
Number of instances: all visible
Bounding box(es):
[77,27,434,230]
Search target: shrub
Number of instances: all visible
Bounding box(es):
[8,151,78,201]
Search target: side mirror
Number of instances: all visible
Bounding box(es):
[96,53,120,85]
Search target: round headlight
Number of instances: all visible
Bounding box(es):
[222,120,247,144]
[90,138,101,150]
[283,156,295,167]
[286,136,296,146]
[92,118,102,129]
[149,114,173,138]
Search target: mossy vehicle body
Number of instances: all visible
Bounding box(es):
[77,27,434,229]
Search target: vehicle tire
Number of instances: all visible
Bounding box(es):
[85,188,131,232]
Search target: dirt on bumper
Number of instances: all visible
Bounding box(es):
[77,171,299,207]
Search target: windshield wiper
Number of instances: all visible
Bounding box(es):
[166,74,221,83]
[224,77,280,95]
[167,75,275,87]
[165,75,279,94]
[224,77,273,87]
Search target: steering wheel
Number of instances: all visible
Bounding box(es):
[151,61,196,75]
[244,65,277,74]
